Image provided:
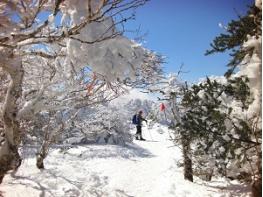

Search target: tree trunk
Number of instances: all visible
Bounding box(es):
[182,135,193,182]
[252,177,262,197]
[36,140,49,169]
[0,56,23,183]
[36,153,45,169]
[36,123,64,169]
[252,155,262,197]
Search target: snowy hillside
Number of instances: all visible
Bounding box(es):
[0,124,251,197]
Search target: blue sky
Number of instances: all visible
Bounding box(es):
[124,0,254,83]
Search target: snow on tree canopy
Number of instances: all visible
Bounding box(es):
[60,0,104,26]
[66,29,149,81]
[59,0,158,82]
[237,35,262,117]
[256,0,262,9]
[0,0,160,83]
[0,0,163,120]
[0,0,163,182]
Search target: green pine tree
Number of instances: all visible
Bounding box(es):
[205,5,261,78]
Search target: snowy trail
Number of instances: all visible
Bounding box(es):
[0,125,251,197]
[95,126,183,197]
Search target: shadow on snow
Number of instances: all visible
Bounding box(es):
[6,171,135,197]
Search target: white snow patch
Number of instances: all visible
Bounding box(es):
[1,125,251,197]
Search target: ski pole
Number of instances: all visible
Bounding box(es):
[146,122,153,141]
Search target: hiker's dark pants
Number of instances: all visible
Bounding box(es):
[136,126,142,138]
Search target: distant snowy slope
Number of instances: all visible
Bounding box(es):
[111,88,156,106]
[0,124,251,197]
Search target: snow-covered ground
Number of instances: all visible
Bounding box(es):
[0,124,251,197]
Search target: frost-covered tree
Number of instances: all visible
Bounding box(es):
[156,1,262,188]
[145,73,194,181]
[160,75,195,182]
[57,96,156,145]
[205,1,261,196]
[205,4,261,78]
[175,1,261,195]
[21,90,157,169]
[177,77,260,181]
[0,0,163,182]
[60,105,133,146]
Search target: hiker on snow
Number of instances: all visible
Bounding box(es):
[134,110,147,141]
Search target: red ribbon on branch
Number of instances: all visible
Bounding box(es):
[160,103,165,111]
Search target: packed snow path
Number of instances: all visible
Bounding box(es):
[1,125,250,197]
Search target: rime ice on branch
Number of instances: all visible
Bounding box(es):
[0,0,163,182]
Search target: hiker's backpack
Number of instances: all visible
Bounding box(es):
[132,114,138,125]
